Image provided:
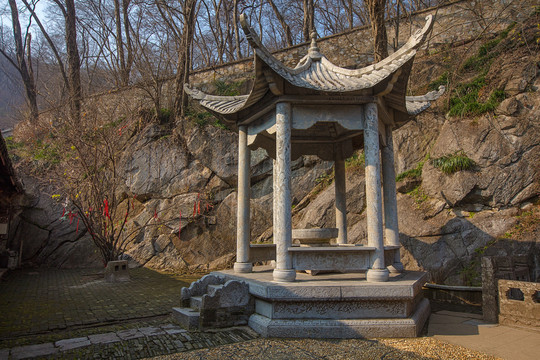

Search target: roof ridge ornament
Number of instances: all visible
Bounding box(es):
[308,32,322,61]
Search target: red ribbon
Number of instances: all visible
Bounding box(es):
[104,199,110,219]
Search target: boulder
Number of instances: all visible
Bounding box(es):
[187,126,238,185]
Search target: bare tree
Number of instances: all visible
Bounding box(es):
[22,0,82,121]
[1,0,39,122]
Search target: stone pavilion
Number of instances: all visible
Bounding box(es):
[180,14,445,338]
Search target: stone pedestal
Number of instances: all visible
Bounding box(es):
[213,266,429,338]
[104,260,130,282]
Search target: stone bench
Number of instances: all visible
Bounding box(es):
[249,244,276,263]
[289,245,401,272]
[248,243,401,271]
[289,245,375,272]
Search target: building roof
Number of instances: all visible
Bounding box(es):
[186,14,443,127]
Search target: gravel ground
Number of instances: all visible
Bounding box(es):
[148,337,501,360]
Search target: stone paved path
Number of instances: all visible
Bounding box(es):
[0,268,198,339]
[1,324,256,360]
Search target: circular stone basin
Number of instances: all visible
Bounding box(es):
[292,228,339,246]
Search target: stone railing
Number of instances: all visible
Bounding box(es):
[498,279,540,331]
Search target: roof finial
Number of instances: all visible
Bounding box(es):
[308,31,321,61]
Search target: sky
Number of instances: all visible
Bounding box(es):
[1,0,47,32]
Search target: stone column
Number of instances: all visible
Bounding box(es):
[273,102,296,282]
[234,125,252,273]
[381,125,404,273]
[334,157,347,245]
[364,103,389,282]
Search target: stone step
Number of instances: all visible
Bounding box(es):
[190,296,202,310]
[207,284,224,297]
[172,307,200,331]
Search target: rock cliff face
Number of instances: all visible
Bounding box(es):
[11,4,540,285]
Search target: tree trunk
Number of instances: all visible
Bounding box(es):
[367,0,388,62]
[6,0,39,122]
[123,0,134,86]
[268,0,293,47]
[302,0,315,42]
[113,0,127,86]
[64,0,82,122]
[174,0,197,121]
[233,0,242,59]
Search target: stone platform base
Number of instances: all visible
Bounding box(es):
[249,298,430,338]
[213,266,430,339]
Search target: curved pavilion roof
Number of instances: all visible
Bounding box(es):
[185,14,443,128]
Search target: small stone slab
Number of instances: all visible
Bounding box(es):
[55,337,90,351]
[11,343,58,360]
[138,326,166,337]
[160,324,186,335]
[173,340,185,348]
[172,307,200,331]
[116,329,144,340]
[88,332,121,344]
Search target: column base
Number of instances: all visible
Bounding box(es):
[273,269,296,282]
[366,268,390,282]
[388,262,404,273]
[234,262,253,273]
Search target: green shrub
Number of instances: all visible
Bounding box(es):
[345,151,365,169]
[5,136,23,151]
[396,161,424,182]
[461,22,515,72]
[448,74,505,117]
[431,151,475,175]
[186,108,214,127]
[214,80,245,96]
[213,118,228,130]
[32,140,60,165]
[428,72,449,91]
[407,185,428,206]
[158,108,172,124]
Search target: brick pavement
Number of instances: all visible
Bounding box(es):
[0,268,199,339]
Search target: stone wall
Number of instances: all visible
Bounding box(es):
[498,279,540,330]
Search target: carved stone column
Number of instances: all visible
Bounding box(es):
[382,125,404,273]
[273,102,296,282]
[334,157,347,245]
[234,125,252,273]
[364,103,389,282]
